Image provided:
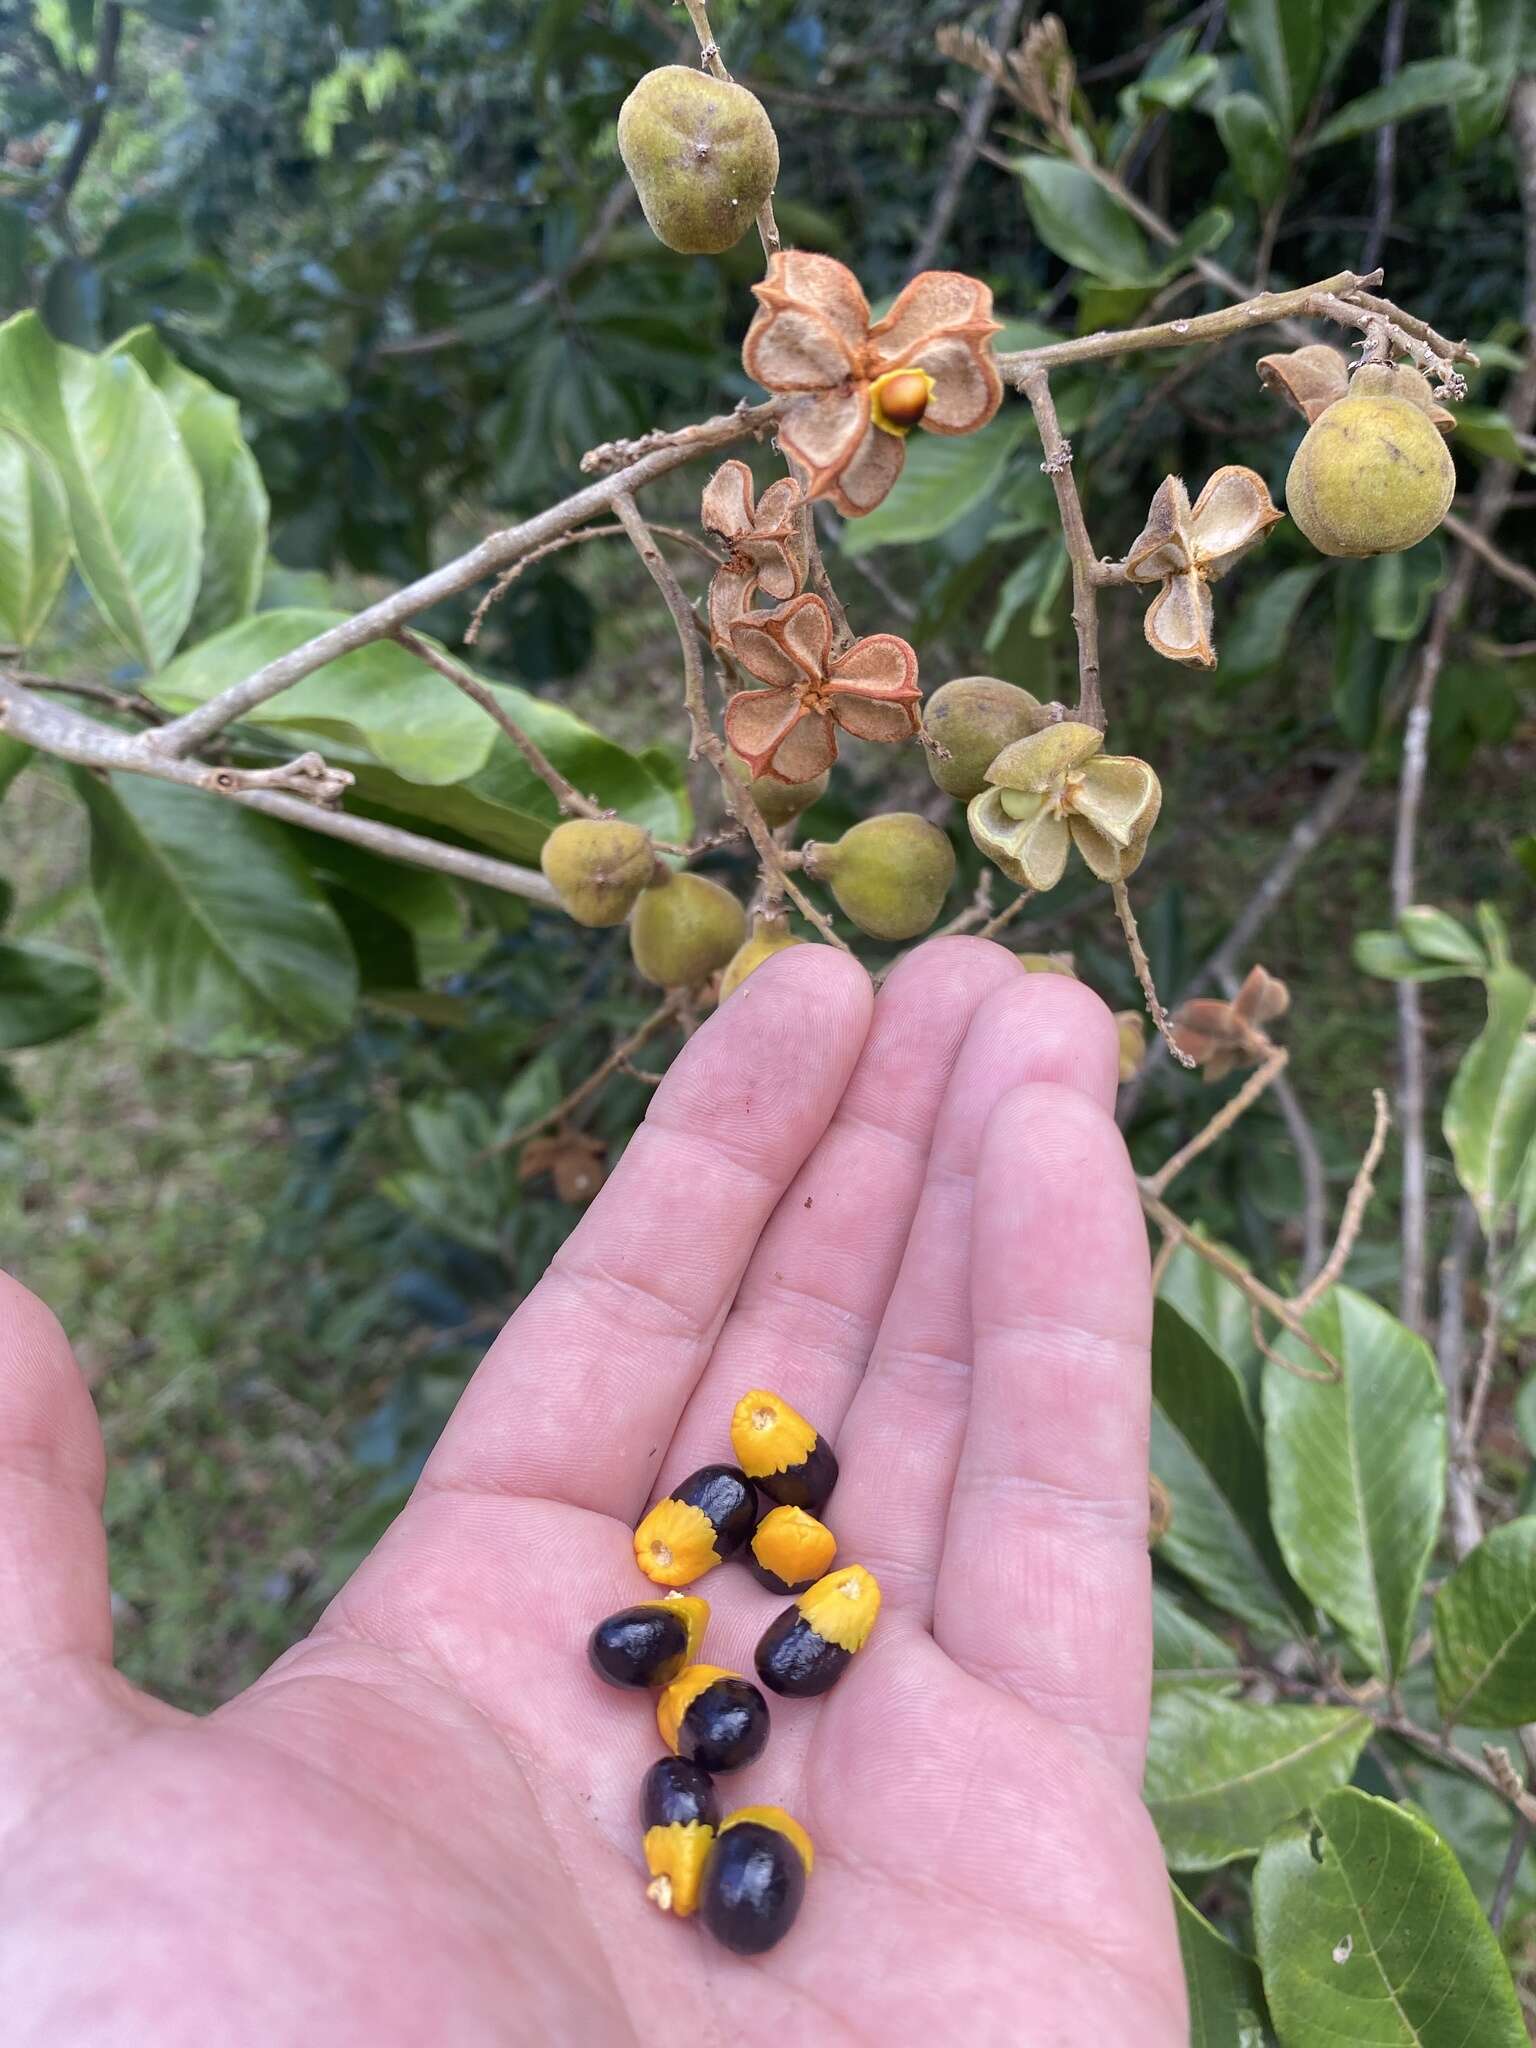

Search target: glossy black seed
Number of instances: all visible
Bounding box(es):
[587,1605,691,1690]
[700,1822,807,1955]
[744,1549,818,1597]
[678,1676,770,1772]
[674,1464,757,1558]
[754,1609,851,1698]
[755,1438,839,1513]
[640,1757,720,1833]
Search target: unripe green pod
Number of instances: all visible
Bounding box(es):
[718,920,806,1001]
[728,752,829,828]
[804,814,956,942]
[629,871,747,988]
[617,66,779,257]
[540,819,655,927]
[1285,393,1455,558]
[921,676,1046,800]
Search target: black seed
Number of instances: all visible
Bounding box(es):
[755,1438,839,1513]
[743,1549,817,1597]
[640,1756,719,1832]
[678,1676,770,1771]
[754,1609,850,1698]
[700,1822,807,1955]
[588,1605,691,1690]
[674,1464,757,1557]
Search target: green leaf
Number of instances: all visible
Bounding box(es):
[1151,1299,1310,1638]
[1444,966,1536,1228]
[0,738,31,804]
[0,427,70,648]
[1264,1287,1447,1679]
[1121,54,1222,118]
[41,255,103,349]
[1144,1691,1370,1868]
[1220,565,1322,685]
[1015,159,1153,285]
[0,311,202,669]
[1332,563,1402,745]
[1452,0,1526,151]
[1254,1789,1525,2047]
[1308,58,1488,150]
[0,202,25,308]
[178,334,348,419]
[1229,0,1324,135]
[1214,92,1290,207]
[1153,1586,1242,1693]
[0,1059,32,1125]
[74,772,357,1055]
[1173,1887,1271,2047]
[1451,404,1533,465]
[1434,1517,1536,1727]
[147,611,495,786]
[1369,537,1449,641]
[837,415,1028,556]
[1158,1237,1265,1409]
[0,937,104,1048]
[1397,903,1487,969]
[110,327,267,640]
[1316,0,1387,88]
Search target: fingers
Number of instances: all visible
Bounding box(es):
[650,938,1020,1502]
[935,1083,1154,1781]
[830,975,1120,1619]
[0,1269,112,1673]
[417,948,873,1520]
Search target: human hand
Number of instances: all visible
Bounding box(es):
[0,939,1184,2046]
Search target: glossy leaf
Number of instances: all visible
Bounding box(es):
[180,333,348,418]
[1144,1691,1369,1868]
[1151,1300,1309,1639]
[1434,1516,1536,1727]
[111,327,267,639]
[1452,0,1526,151]
[1220,565,1322,686]
[1369,538,1448,642]
[1229,0,1323,135]
[1158,1238,1265,1409]
[837,415,1029,556]
[1444,966,1536,1229]
[0,937,104,1049]
[1254,1789,1525,2046]
[1308,59,1487,150]
[0,427,70,648]
[0,311,202,669]
[1015,159,1152,285]
[1264,1287,1446,1679]
[1173,1887,1271,2048]
[74,772,357,1055]
[1214,92,1289,208]
[1152,1586,1241,1693]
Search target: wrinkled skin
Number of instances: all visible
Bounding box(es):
[0,940,1185,2047]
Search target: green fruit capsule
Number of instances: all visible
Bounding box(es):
[634,1464,757,1586]
[539,819,655,927]
[617,66,779,256]
[587,1594,709,1690]
[629,870,746,988]
[730,1388,838,1511]
[803,814,956,942]
[700,1806,813,1955]
[922,676,1047,800]
[640,1756,720,1917]
[744,1504,837,1596]
[754,1564,881,1698]
[657,1665,771,1772]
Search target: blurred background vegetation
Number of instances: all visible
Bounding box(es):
[0,0,1530,1725]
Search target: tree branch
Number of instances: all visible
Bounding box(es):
[1019,364,1103,728]
[911,0,1028,278]
[45,1,123,222]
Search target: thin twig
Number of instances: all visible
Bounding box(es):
[1441,511,1536,605]
[911,0,1027,277]
[1460,1282,1506,1480]
[1360,0,1407,276]
[45,1,122,221]
[1020,365,1103,728]
[6,672,164,722]
[485,994,687,1159]
[1293,1089,1392,1311]
[1146,1044,1289,1197]
[976,887,1035,942]
[393,627,607,820]
[1490,1814,1532,1932]
[1113,879,1193,1066]
[464,522,720,646]
[1269,1067,1329,1283]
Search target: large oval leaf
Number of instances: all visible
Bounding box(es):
[1444,966,1536,1230]
[1153,1585,1242,1695]
[1016,158,1152,284]
[837,415,1028,556]
[0,427,70,648]
[1151,1298,1309,1638]
[1254,1789,1525,2047]
[1264,1287,1446,1679]
[74,771,357,1055]
[1145,1690,1370,1868]
[0,311,202,669]
[1434,1516,1536,1728]
[111,326,267,641]
[1308,58,1488,151]
[0,937,104,1048]
[1174,1886,1271,2048]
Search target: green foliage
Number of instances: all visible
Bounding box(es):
[1443,963,1536,1229]
[1173,1887,1272,2047]
[1434,1517,1536,1726]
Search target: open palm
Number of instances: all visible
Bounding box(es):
[0,939,1184,2047]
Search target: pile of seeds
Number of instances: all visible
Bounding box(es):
[586,1388,882,1954]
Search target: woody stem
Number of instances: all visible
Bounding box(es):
[1019,366,1104,732]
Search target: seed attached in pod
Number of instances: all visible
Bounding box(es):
[634,1464,757,1586]
[587,1594,709,1690]
[640,1756,720,1917]
[754,1564,881,1698]
[700,1806,813,1955]
[744,1503,837,1596]
[656,1664,771,1772]
[730,1387,839,1511]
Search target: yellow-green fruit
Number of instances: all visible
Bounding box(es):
[728,753,829,829]
[630,871,747,987]
[1285,394,1455,558]
[540,819,655,927]
[617,66,779,256]
[921,677,1046,801]
[806,814,956,942]
[719,923,806,1001]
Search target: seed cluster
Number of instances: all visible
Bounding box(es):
[586,1388,881,1954]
